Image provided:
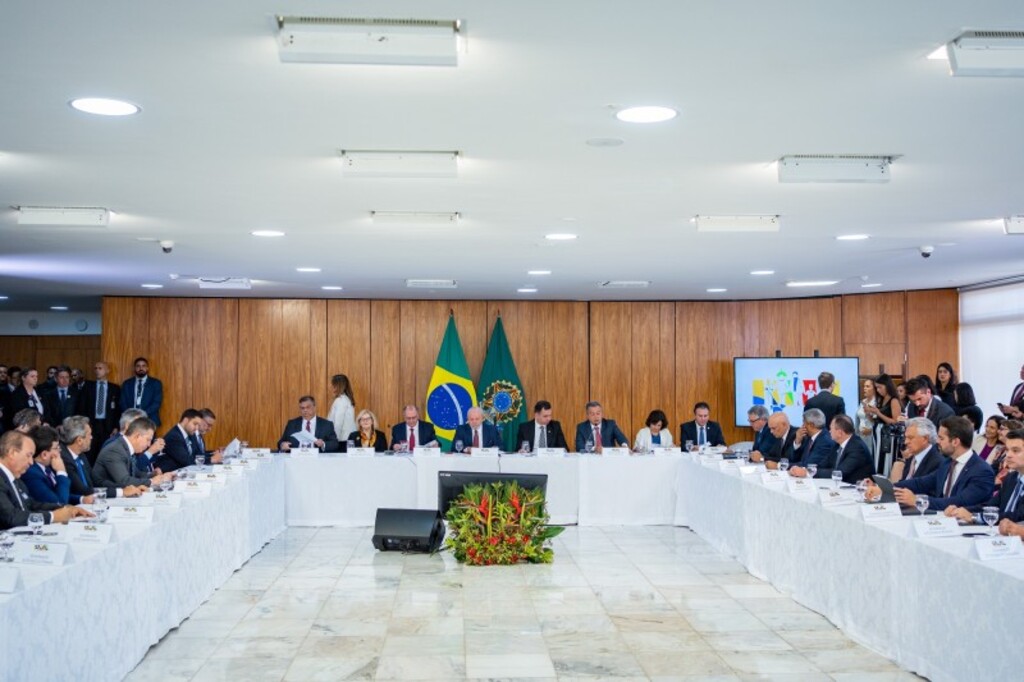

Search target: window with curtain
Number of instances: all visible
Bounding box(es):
[960,281,1024,416]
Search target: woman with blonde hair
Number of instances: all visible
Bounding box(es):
[328,374,356,446]
[348,409,388,452]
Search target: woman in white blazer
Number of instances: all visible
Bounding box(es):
[327,373,356,445]
[634,409,673,452]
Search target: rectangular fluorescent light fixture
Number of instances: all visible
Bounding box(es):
[948,31,1024,77]
[778,155,892,183]
[340,150,458,178]
[197,277,252,290]
[1005,216,1024,234]
[694,215,779,232]
[18,206,110,227]
[371,211,460,224]
[786,280,839,288]
[277,16,461,66]
[406,279,457,289]
[599,280,650,289]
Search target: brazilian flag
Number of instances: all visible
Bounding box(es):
[478,316,525,453]
[425,314,477,451]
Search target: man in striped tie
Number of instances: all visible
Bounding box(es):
[947,427,1024,527]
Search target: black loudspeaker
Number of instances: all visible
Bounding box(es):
[372,508,445,553]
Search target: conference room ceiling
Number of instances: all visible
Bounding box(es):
[2,0,1024,312]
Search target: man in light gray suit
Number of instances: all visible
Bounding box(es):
[92,417,173,489]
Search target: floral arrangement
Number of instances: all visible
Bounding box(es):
[444,480,563,565]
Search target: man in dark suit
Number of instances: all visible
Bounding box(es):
[52,367,77,423]
[947,428,1024,524]
[746,405,777,459]
[92,417,173,489]
[390,404,438,451]
[888,418,943,482]
[789,409,835,474]
[451,407,501,453]
[751,413,796,468]
[887,416,994,511]
[20,424,75,505]
[804,372,846,427]
[1,431,93,530]
[679,402,727,449]
[193,408,223,464]
[9,368,59,427]
[516,400,569,451]
[0,364,10,430]
[999,362,1024,419]
[279,395,339,453]
[119,356,164,427]
[156,408,205,471]
[78,361,121,464]
[814,414,875,483]
[59,416,143,500]
[574,401,628,453]
[903,376,954,429]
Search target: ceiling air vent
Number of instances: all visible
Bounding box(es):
[599,281,650,289]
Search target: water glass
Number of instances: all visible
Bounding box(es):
[521,440,531,453]
[346,439,355,452]
[454,439,464,454]
[778,457,789,473]
[855,479,868,501]
[0,531,14,562]
[585,439,595,454]
[194,455,205,469]
[685,440,695,452]
[982,506,999,534]
[28,513,44,535]
[831,470,844,488]
[806,463,818,479]
[93,494,109,522]
[915,495,930,515]
[396,440,407,453]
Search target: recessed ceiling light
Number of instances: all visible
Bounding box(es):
[321,285,343,291]
[786,280,839,288]
[296,267,321,273]
[706,288,727,293]
[252,230,285,238]
[750,270,775,276]
[50,305,69,311]
[836,234,870,241]
[861,283,883,288]
[927,45,949,61]
[140,283,163,289]
[517,287,538,293]
[545,233,577,241]
[0,296,9,300]
[528,270,552,275]
[69,97,140,116]
[615,106,678,123]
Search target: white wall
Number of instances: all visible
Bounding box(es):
[960,281,1024,417]
[0,311,102,335]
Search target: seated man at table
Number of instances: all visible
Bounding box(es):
[945,428,1024,525]
[92,417,173,489]
[750,413,796,468]
[887,417,942,482]
[574,401,628,453]
[12,408,42,434]
[516,400,568,451]
[59,416,143,500]
[101,408,146,449]
[21,424,77,505]
[452,407,501,453]
[155,408,205,471]
[747,405,777,461]
[788,409,834,476]
[868,416,994,510]
[194,408,224,464]
[680,402,727,449]
[812,414,874,483]
[0,430,93,530]
[279,395,339,453]
[390,404,438,451]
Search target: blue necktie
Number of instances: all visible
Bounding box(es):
[1007,478,1024,514]
[699,427,706,446]
[75,457,88,487]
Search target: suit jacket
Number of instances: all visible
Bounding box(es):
[907,397,955,428]
[20,463,72,505]
[452,422,501,452]
[899,445,943,481]
[92,436,152,488]
[765,428,797,463]
[346,429,389,452]
[77,380,121,430]
[980,470,1024,521]
[804,390,846,427]
[0,473,62,529]
[817,436,875,483]
[60,444,115,500]
[752,425,778,456]
[516,420,569,451]
[679,420,727,448]
[279,416,339,452]
[898,452,994,510]
[9,385,60,426]
[793,430,835,468]
[575,419,629,451]
[156,424,198,472]
[1009,381,1024,413]
[51,387,78,423]
[390,421,437,450]
[119,376,163,426]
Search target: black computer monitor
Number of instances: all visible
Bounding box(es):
[437,471,548,516]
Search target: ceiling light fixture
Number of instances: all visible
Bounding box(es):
[18,206,110,226]
[371,210,460,224]
[927,45,949,60]
[615,106,678,123]
[50,306,69,311]
[861,283,883,288]
[527,270,551,275]
[321,285,343,291]
[1004,216,1024,234]
[750,270,775,276]
[545,233,577,241]
[340,150,459,178]
[836,234,870,241]
[947,31,1024,77]
[786,280,839,288]
[599,281,650,289]
[140,284,163,289]
[276,16,462,66]
[694,215,780,232]
[0,296,8,300]
[69,97,139,116]
[296,267,321,273]
[251,230,285,238]
[706,288,727,293]
[517,287,538,293]
[778,155,893,183]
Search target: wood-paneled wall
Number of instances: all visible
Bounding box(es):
[99,290,958,448]
[0,335,101,374]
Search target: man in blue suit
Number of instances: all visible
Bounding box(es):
[947,428,1024,524]
[812,414,875,483]
[120,357,163,427]
[889,416,994,511]
[747,405,777,458]
[680,402,727,448]
[155,408,204,472]
[451,407,501,453]
[278,396,339,453]
[789,408,835,470]
[21,425,76,505]
[574,401,628,453]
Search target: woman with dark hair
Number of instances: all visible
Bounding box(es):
[934,362,982,430]
[327,373,356,447]
[865,374,902,474]
[972,415,1005,461]
[634,409,673,452]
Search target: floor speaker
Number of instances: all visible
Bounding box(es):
[372,508,445,553]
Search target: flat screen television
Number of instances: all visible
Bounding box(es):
[733,356,860,427]
[437,471,548,516]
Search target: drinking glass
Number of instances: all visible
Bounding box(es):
[914,495,930,516]
[855,479,868,501]
[778,457,789,473]
[454,439,464,454]
[831,470,844,488]
[346,439,355,452]
[521,440,531,453]
[240,440,249,451]
[806,463,818,479]
[28,513,44,535]
[397,440,407,453]
[685,440,695,452]
[194,455,205,470]
[93,494,109,523]
[585,439,595,454]
[982,506,1000,534]
[0,531,13,562]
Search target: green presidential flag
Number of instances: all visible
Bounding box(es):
[478,316,526,453]
[424,314,477,450]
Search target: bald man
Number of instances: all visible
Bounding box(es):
[451,407,501,453]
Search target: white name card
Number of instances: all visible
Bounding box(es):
[718,460,740,474]
[218,464,244,476]
[700,455,722,466]
[200,472,227,486]
[65,523,116,544]
[289,449,319,459]
[761,471,786,485]
[150,492,183,508]
[603,447,629,457]
[819,489,856,506]
[912,516,961,538]
[860,503,902,522]
[0,565,20,593]
[109,494,154,507]
[739,464,760,475]
[786,478,816,495]
[107,506,155,524]
[413,447,442,457]
[12,539,72,566]
[471,447,500,457]
[180,480,213,497]
[536,447,566,457]
[243,448,271,457]
[975,535,1024,561]
[237,458,259,469]
[347,447,376,457]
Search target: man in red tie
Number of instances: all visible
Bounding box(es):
[451,407,500,453]
[278,395,340,453]
[574,401,628,453]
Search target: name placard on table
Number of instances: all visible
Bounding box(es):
[819,488,856,506]
[786,478,816,495]
[761,471,787,486]
[218,464,245,476]
[860,503,902,522]
[718,460,740,474]
[199,472,228,486]
[180,480,213,497]
[413,447,442,457]
[107,506,155,524]
[12,539,72,566]
[0,565,20,593]
[912,516,960,538]
[700,454,723,466]
[65,522,116,544]
[536,447,566,457]
[471,447,500,457]
[603,447,630,457]
[236,458,260,469]
[289,449,319,459]
[974,535,1024,561]
[149,491,183,508]
[347,447,376,457]
[242,448,271,458]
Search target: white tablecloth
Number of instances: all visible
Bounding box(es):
[676,456,1024,682]
[0,457,285,682]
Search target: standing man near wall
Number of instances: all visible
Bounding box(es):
[120,357,163,427]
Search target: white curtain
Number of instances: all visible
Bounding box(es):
[960,281,1024,418]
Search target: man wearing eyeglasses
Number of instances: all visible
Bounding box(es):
[747,405,777,460]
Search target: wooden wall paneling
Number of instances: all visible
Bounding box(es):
[0,337,38,367]
[280,300,328,414]
[629,302,676,441]
[797,297,842,357]
[843,343,906,378]
[237,300,284,449]
[0,336,100,371]
[100,297,151,382]
[589,303,633,438]
[146,298,195,431]
[191,299,239,448]
[326,300,372,436]
[842,292,906,344]
[906,289,959,378]
[370,301,402,430]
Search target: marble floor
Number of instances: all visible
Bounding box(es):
[127,526,922,681]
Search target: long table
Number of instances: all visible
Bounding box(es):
[675,456,1024,682]
[0,457,286,682]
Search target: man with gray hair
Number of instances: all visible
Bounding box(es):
[789,409,835,476]
[452,406,501,453]
[574,401,628,453]
[889,417,942,482]
[747,405,776,459]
